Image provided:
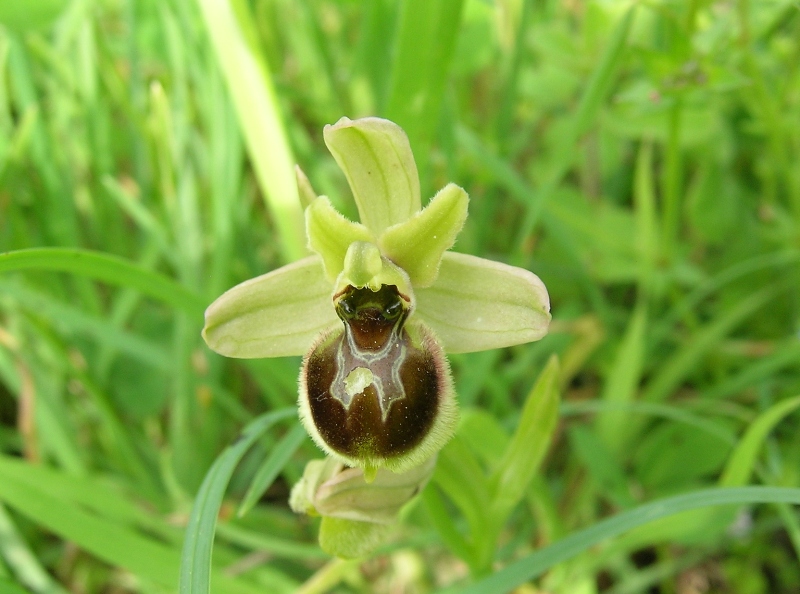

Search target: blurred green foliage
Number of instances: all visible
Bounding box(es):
[0,0,799,592]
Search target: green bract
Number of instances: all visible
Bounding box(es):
[202,116,550,555]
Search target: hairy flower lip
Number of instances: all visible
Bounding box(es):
[298,316,457,476]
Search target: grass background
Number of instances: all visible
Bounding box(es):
[1,0,800,592]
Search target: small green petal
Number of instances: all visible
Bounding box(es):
[202,256,338,358]
[324,117,421,235]
[306,197,373,282]
[415,252,551,354]
[379,183,468,288]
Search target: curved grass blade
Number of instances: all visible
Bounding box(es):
[720,394,800,486]
[237,422,306,517]
[0,248,206,316]
[456,486,800,594]
[180,407,295,594]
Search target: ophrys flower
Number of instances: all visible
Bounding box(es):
[202,117,551,480]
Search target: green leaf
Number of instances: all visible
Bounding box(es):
[490,356,560,519]
[180,408,296,594]
[433,436,491,541]
[385,0,465,183]
[456,487,800,594]
[0,458,261,594]
[569,426,635,509]
[595,302,647,454]
[238,423,307,517]
[721,395,800,487]
[379,183,469,288]
[0,502,69,594]
[0,0,68,33]
[415,252,550,353]
[422,486,474,566]
[634,142,659,289]
[0,578,31,594]
[323,117,420,235]
[0,248,205,316]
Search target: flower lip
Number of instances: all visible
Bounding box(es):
[299,317,456,473]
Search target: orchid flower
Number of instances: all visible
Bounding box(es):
[202,116,550,556]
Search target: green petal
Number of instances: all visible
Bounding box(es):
[415,252,550,354]
[202,256,337,358]
[323,117,421,235]
[379,183,468,288]
[306,197,373,282]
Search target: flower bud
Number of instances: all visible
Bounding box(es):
[289,456,436,558]
[299,284,456,478]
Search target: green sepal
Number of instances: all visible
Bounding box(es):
[202,256,338,358]
[415,252,551,353]
[319,517,392,559]
[379,183,469,288]
[305,197,373,282]
[324,117,421,235]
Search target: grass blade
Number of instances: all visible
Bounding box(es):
[721,394,800,487]
[237,422,306,517]
[179,407,295,594]
[0,248,206,316]
[490,355,560,519]
[195,0,305,261]
[456,486,800,594]
[385,0,465,185]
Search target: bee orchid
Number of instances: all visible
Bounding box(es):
[202,116,550,556]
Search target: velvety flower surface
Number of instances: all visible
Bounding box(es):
[202,116,550,555]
